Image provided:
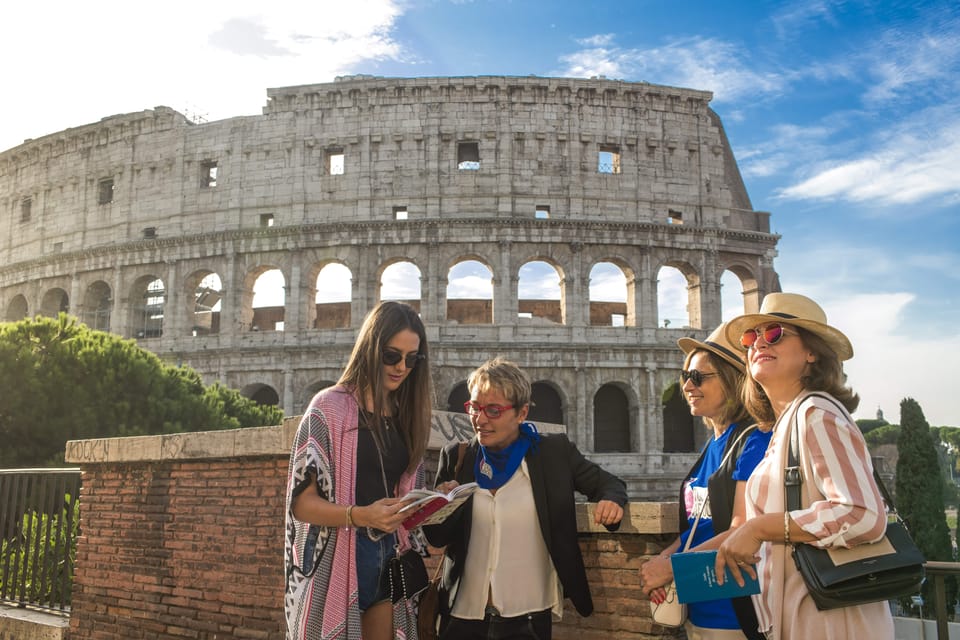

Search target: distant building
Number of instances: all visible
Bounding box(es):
[0,75,780,497]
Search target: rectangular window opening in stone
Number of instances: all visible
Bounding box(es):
[457,141,480,170]
[535,205,550,219]
[598,145,621,174]
[326,148,345,175]
[98,178,114,205]
[518,311,533,319]
[143,227,158,239]
[201,161,219,188]
[260,213,275,228]
[53,242,63,253]
[20,197,31,222]
[668,209,684,225]
[612,313,625,327]
[394,206,408,220]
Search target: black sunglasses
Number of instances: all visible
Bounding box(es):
[680,369,719,387]
[381,350,425,369]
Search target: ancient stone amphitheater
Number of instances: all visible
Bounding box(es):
[0,75,780,497]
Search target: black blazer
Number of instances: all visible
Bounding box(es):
[423,433,628,617]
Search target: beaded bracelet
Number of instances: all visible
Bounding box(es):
[784,511,791,544]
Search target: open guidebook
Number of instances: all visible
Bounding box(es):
[398,482,479,528]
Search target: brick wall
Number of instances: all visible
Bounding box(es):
[64,422,682,640]
[69,458,286,639]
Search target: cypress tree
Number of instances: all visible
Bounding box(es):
[896,397,955,612]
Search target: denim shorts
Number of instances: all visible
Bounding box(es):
[356,529,396,611]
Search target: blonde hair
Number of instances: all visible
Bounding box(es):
[467,357,532,409]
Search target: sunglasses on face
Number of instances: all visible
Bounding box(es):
[463,401,514,419]
[381,350,425,368]
[680,369,719,387]
[739,323,798,349]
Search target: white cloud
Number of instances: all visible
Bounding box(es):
[556,35,786,103]
[518,262,561,300]
[0,0,406,151]
[778,117,960,205]
[381,262,421,300]
[811,290,957,426]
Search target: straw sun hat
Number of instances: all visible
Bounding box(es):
[723,293,854,361]
[677,322,746,372]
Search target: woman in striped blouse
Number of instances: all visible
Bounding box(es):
[715,293,893,640]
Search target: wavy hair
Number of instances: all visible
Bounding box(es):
[742,325,858,430]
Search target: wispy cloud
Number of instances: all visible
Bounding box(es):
[557,35,787,103]
[778,114,960,205]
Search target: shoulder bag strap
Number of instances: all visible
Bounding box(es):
[785,392,898,514]
[684,425,758,552]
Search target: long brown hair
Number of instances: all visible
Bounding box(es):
[337,301,433,471]
[742,325,859,429]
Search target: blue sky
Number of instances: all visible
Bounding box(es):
[3,0,958,425]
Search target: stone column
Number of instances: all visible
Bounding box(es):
[494,240,515,325]
[283,369,295,416]
[638,248,657,328]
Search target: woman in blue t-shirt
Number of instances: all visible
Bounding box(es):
[640,322,771,640]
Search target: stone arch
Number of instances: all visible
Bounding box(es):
[530,379,564,426]
[588,258,635,326]
[446,257,494,324]
[82,281,112,331]
[656,260,701,329]
[311,261,353,329]
[379,259,422,311]
[245,265,285,332]
[241,382,280,407]
[184,269,223,336]
[130,275,165,339]
[720,262,761,319]
[6,294,28,321]
[662,380,695,452]
[518,258,565,325]
[446,381,471,413]
[593,382,631,452]
[40,287,69,318]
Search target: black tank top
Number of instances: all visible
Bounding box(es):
[355,409,409,506]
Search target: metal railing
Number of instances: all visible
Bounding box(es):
[0,468,81,612]
[924,561,960,639]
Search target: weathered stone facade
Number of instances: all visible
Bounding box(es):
[0,75,780,497]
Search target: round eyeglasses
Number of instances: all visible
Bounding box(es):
[739,323,798,349]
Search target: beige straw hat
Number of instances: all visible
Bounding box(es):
[677,322,745,372]
[724,293,854,361]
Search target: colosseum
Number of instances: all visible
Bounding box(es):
[0,75,779,497]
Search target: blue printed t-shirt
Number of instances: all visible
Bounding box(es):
[678,424,771,630]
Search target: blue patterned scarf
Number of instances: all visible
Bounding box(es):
[475,422,541,490]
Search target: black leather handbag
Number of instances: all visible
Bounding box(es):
[386,547,429,603]
[785,393,925,610]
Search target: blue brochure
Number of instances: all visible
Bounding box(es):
[670,550,761,604]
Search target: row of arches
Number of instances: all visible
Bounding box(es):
[5,257,754,335]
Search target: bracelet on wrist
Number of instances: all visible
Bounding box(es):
[345,505,355,528]
[784,511,791,544]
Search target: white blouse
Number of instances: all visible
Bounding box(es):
[451,459,562,620]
